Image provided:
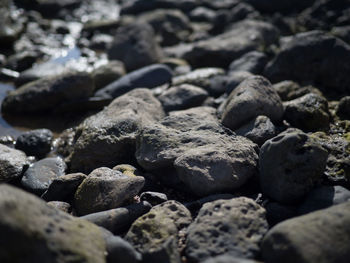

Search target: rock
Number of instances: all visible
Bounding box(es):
[69,88,165,173]
[182,19,278,68]
[47,201,71,213]
[336,96,350,119]
[0,144,27,183]
[95,64,172,100]
[244,0,314,13]
[283,93,330,132]
[235,115,277,146]
[332,26,350,44]
[2,71,94,114]
[125,200,192,263]
[158,84,208,112]
[264,31,350,94]
[104,234,142,263]
[81,201,152,235]
[185,197,268,262]
[265,202,297,226]
[184,194,235,214]
[259,131,328,204]
[15,129,53,158]
[41,172,87,201]
[113,164,141,177]
[225,71,254,94]
[74,167,145,216]
[221,76,283,131]
[92,61,126,91]
[298,185,350,215]
[273,80,323,101]
[0,184,106,263]
[262,201,350,263]
[203,255,260,263]
[228,51,268,74]
[136,107,258,196]
[0,1,23,47]
[21,157,67,195]
[189,7,216,22]
[140,191,168,206]
[107,22,163,71]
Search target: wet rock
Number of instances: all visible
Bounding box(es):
[185,197,268,262]
[0,184,106,263]
[69,88,165,173]
[47,201,71,213]
[15,129,53,158]
[273,80,323,101]
[0,144,27,183]
[158,84,208,112]
[41,172,86,201]
[92,61,126,91]
[2,71,94,114]
[336,96,350,119]
[225,71,254,94]
[228,51,268,74]
[125,200,192,263]
[95,64,172,100]
[262,201,350,263]
[104,234,142,263]
[203,255,260,263]
[259,131,328,204]
[74,167,145,216]
[221,76,283,131]
[21,157,67,195]
[235,115,277,146]
[183,19,278,68]
[108,22,163,71]
[265,31,350,94]
[140,191,168,206]
[265,202,297,226]
[283,93,330,132]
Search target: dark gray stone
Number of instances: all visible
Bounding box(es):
[273,80,323,101]
[229,51,268,74]
[15,129,53,158]
[244,0,314,13]
[336,96,350,119]
[225,71,254,94]
[140,191,168,206]
[92,61,126,91]
[265,202,297,226]
[0,144,27,183]
[104,234,142,263]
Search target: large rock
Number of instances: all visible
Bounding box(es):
[259,131,328,204]
[136,107,258,196]
[0,184,106,263]
[185,197,268,262]
[15,129,53,158]
[264,31,350,94]
[69,88,165,173]
[0,144,27,183]
[262,201,350,263]
[228,51,268,74]
[221,76,283,131]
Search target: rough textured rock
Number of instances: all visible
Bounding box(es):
[47,201,71,213]
[259,131,328,204]
[0,144,27,183]
[15,129,53,158]
[69,88,165,173]
[0,184,106,263]
[273,80,323,101]
[228,51,268,74]
[74,167,145,216]
[140,191,168,206]
[92,61,126,91]
[221,76,283,131]
[185,197,268,262]
[262,201,350,263]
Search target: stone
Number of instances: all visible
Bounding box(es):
[158,84,208,112]
[113,164,141,177]
[235,115,276,146]
[2,71,94,114]
[185,197,268,262]
[92,61,126,91]
[203,255,260,263]
[69,88,165,173]
[259,131,328,204]
[221,76,283,131]
[273,80,323,101]
[262,201,350,263]
[81,201,152,235]
[47,201,71,213]
[336,96,350,119]
[0,184,106,263]
[104,234,142,263]
[265,202,297,226]
[264,31,350,94]
[244,0,314,13]
[225,71,254,94]
[228,51,268,74]
[0,144,27,183]
[41,173,87,201]
[140,191,168,206]
[108,22,163,71]
[21,157,67,195]
[332,26,350,44]
[95,64,172,100]
[74,167,145,216]
[189,7,216,22]
[283,93,330,132]
[0,1,23,47]
[15,129,53,158]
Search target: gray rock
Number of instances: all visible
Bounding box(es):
[273,80,323,101]
[332,25,350,44]
[108,22,163,71]
[0,1,23,47]
[203,255,260,263]
[185,197,268,262]
[140,191,168,206]
[2,71,94,114]
[265,202,297,226]
[0,184,106,263]
[21,157,67,195]
[74,167,145,216]
[336,96,350,119]
[15,129,53,158]
[235,115,276,146]
[229,51,268,74]
[69,88,165,173]
[92,61,126,91]
[0,144,27,183]
[221,76,283,131]
[47,201,71,213]
[225,71,254,94]
[158,84,208,112]
[81,201,152,234]
[189,7,216,22]
[283,93,330,132]
[245,0,314,13]
[259,131,328,204]
[113,164,142,177]
[264,31,350,94]
[95,64,172,100]
[104,234,142,263]
[262,201,350,263]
